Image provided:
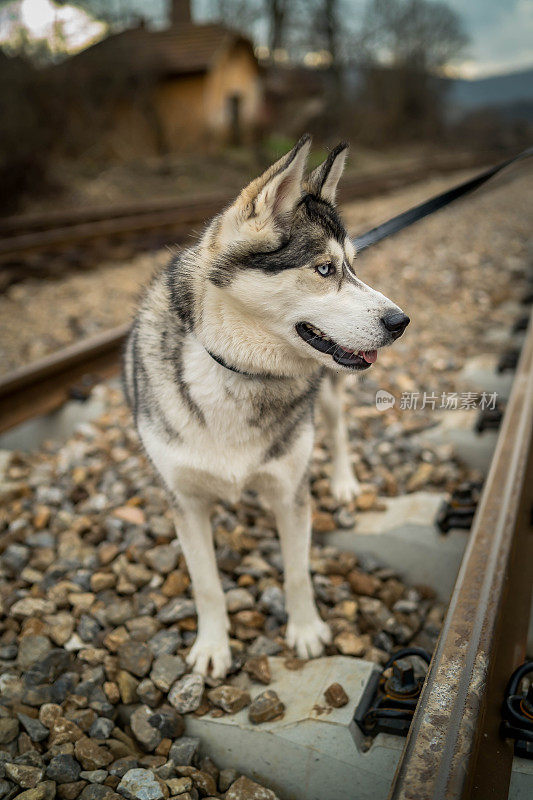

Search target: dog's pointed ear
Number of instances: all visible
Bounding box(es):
[306,142,349,204]
[238,134,311,224]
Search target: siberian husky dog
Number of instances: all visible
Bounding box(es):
[124,135,409,678]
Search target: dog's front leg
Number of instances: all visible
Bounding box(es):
[172,496,231,679]
[269,492,331,659]
[320,372,361,502]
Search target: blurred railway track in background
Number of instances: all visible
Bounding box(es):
[0,152,490,290]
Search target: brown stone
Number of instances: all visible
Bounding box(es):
[356,488,378,510]
[176,768,217,797]
[48,717,84,746]
[312,510,336,533]
[33,505,51,529]
[347,569,381,597]
[113,506,146,525]
[248,690,285,724]
[118,641,153,677]
[324,682,349,708]
[38,703,62,727]
[103,626,129,653]
[161,571,190,597]
[117,670,139,704]
[243,655,271,685]
[406,463,434,493]
[104,681,120,704]
[333,631,366,657]
[57,781,88,800]
[207,685,251,714]
[233,610,265,628]
[91,572,116,592]
[332,599,358,621]
[226,775,280,799]
[74,736,113,770]
[98,542,119,565]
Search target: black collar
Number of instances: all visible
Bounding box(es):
[205,349,284,380]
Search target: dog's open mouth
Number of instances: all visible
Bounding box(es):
[296,322,377,369]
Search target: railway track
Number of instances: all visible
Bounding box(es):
[0,151,490,288]
[390,309,533,800]
[0,153,531,800]
[0,311,530,800]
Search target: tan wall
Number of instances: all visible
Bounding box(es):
[204,43,263,142]
[105,44,262,155]
[154,73,208,150]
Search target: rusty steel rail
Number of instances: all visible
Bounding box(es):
[389,309,533,800]
[0,152,491,271]
[0,324,128,434]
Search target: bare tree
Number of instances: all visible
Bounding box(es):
[266,0,289,54]
[356,0,468,141]
[359,0,468,71]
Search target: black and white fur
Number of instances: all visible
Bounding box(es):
[123,136,408,678]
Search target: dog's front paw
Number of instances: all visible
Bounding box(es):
[187,634,232,679]
[331,472,361,503]
[286,617,332,659]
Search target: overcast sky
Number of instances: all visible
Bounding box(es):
[176,0,533,78]
[444,0,533,77]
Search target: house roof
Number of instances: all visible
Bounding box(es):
[65,23,255,78]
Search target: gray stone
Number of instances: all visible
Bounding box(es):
[17,713,49,742]
[259,586,287,622]
[117,768,164,800]
[153,761,175,780]
[157,599,196,624]
[225,588,255,613]
[150,655,186,692]
[147,630,181,657]
[25,648,73,684]
[0,719,18,744]
[2,543,29,572]
[109,758,139,778]
[118,642,153,679]
[147,708,184,740]
[80,770,108,784]
[144,545,179,574]
[17,635,52,669]
[247,636,282,656]
[130,706,162,752]
[168,737,200,767]
[89,717,114,739]
[80,786,120,799]
[219,768,240,793]
[136,680,162,708]
[46,753,81,783]
[78,615,102,642]
[106,600,133,627]
[168,674,204,714]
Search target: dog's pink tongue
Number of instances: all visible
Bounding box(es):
[361,350,378,363]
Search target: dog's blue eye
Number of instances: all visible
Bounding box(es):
[316,262,334,277]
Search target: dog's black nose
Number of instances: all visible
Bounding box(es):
[382,311,410,339]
